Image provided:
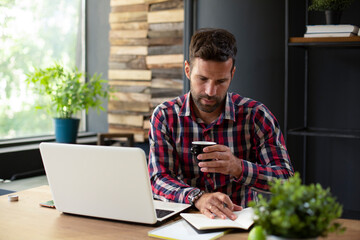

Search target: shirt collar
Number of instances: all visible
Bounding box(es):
[179,92,236,122]
[224,92,236,121]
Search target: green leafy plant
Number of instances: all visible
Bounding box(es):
[250,173,345,238]
[308,0,354,11]
[26,63,109,119]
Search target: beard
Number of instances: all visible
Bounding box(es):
[190,90,225,113]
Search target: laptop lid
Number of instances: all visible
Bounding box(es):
[39,142,190,224]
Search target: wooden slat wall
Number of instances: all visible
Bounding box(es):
[108,0,184,142]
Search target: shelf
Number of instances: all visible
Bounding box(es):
[289,36,360,47]
[287,127,360,139]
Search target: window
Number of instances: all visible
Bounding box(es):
[0,0,85,140]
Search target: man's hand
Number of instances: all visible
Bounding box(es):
[197,144,243,178]
[194,192,243,220]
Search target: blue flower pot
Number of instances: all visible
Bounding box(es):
[54,118,80,143]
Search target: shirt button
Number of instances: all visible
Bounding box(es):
[207,174,211,178]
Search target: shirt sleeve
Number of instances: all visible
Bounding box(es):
[235,104,294,192]
[148,106,195,204]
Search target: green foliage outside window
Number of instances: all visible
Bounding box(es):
[0,0,82,139]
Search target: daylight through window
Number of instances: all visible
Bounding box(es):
[0,0,85,140]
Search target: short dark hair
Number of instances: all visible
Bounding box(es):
[189,28,237,70]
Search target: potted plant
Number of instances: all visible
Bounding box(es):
[249,173,345,240]
[26,62,109,143]
[308,0,354,24]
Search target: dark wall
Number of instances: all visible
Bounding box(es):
[185,0,286,128]
[86,0,111,133]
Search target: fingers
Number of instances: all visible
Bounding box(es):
[197,193,239,220]
[203,144,227,153]
[197,147,242,178]
[197,144,228,161]
[206,203,236,220]
[197,145,232,165]
[198,149,226,161]
[198,160,229,175]
[201,208,215,219]
[222,196,234,211]
[233,204,243,211]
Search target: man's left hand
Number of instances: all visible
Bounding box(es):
[197,144,243,178]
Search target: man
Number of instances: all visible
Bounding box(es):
[148,28,294,220]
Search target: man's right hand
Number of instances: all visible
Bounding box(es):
[194,192,243,220]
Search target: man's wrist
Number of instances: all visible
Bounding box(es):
[187,189,205,205]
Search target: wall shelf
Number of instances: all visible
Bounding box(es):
[289,36,360,47]
[285,0,360,219]
[287,127,360,139]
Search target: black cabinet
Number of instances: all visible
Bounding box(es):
[285,0,360,219]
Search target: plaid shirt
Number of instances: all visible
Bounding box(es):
[148,92,293,207]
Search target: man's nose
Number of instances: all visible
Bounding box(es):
[205,82,216,97]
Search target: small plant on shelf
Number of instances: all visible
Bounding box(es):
[308,0,354,11]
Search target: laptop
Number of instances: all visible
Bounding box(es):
[39,142,191,224]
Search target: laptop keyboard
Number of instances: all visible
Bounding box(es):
[155,209,174,218]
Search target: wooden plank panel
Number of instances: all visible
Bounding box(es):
[108,0,185,143]
[146,54,183,68]
[149,22,183,31]
[110,22,148,30]
[108,101,150,113]
[151,88,182,98]
[147,62,182,69]
[111,0,145,6]
[151,68,183,79]
[109,80,152,87]
[148,30,182,38]
[111,3,148,13]
[109,55,138,62]
[109,11,147,23]
[152,78,183,89]
[149,0,183,12]
[110,46,148,55]
[108,69,152,80]
[109,56,146,69]
[145,0,168,4]
[109,38,149,46]
[148,45,182,55]
[148,9,184,23]
[108,114,144,127]
[148,37,182,46]
[109,30,148,39]
[110,92,151,102]
[143,118,151,129]
[111,85,150,93]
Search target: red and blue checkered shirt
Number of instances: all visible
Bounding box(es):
[148,92,294,207]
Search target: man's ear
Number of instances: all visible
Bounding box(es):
[231,66,236,79]
[184,60,191,79]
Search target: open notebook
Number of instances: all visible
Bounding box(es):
[39,142,190,224]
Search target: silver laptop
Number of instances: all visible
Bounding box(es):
[39,142,191,224]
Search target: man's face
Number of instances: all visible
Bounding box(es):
[185,58,235,114]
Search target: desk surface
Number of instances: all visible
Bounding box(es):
[0,186,359,240]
